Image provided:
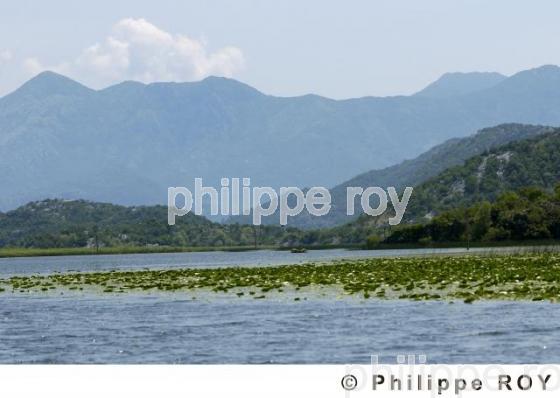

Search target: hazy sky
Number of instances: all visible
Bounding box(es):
[1,0,560,98]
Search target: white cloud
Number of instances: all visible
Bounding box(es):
[0,50,13,64]
[23,57,44,75]
[26,18,245,86]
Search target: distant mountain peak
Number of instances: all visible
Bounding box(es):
[201,75,233,83]
[528,64,560,73]
[99,80,147,96]
[98,75,264,100]
[197,75,264,96]
[12,70,93,99]
[414,71,507,98]
[506,64,560,81]
[490,64,560,94]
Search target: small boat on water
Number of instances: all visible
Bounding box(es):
[291,247,307,253]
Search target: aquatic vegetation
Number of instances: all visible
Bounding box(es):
[2,254,560,302]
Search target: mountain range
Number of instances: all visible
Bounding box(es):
[3,65,560,213]
[2,125,560,249]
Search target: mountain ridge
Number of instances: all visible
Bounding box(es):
[3,65,560,212]
[5,65,559,103]
[231,123,555,228]
[414,71,507,98]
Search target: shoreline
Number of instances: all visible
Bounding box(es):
[0,239,558,259]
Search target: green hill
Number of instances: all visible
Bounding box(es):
[229,123,554,228]
[331,128,560,246]
[385,185,560,244]
[405,129,560,222]
[0,199,299,249]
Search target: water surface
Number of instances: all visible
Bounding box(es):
[0,295,556,364]
[0,247,520,277]
[1,247,557,364]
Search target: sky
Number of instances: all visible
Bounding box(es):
[1,0,560,99]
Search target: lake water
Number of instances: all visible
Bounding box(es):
[0,248,558,364]
[0,246,528,277]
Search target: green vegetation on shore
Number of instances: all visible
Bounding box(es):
[386,186,560,245]
[0,199,359,251]
[3,253,560,303]
[0,199,305,248]
[402,129,560,222]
